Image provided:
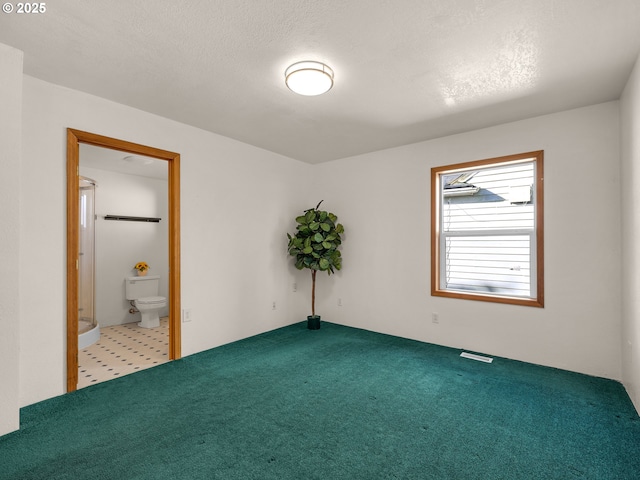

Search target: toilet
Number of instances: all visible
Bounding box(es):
[125,275,167,329]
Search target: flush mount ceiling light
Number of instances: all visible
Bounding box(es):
[285,61,334,96]
[123,155,153,166]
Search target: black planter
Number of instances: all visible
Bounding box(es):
[307,315,321,330]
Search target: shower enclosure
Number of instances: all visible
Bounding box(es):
[78,177,100,349]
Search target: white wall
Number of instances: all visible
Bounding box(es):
[79,166,169,327]
[19,75,312,408]
[621,53,640,412]
[0,44,23,436]
[313,102,622,380]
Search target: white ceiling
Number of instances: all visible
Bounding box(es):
[80,144,168,180]
[2,0,640,164]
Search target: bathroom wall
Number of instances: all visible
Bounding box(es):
[79,165,169,327]
[0,43,23,436]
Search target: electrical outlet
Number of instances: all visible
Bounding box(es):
[292,282,297,292]
[432,312,439,324]
[337,298,342,307]
[272,301,277,310]
[182,308,192,323]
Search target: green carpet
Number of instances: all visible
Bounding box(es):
[1,322,639,479]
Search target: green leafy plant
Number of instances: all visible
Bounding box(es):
[287,201,344,317]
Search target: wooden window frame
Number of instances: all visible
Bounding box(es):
[431,151,544,307]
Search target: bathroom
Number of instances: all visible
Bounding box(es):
[78,144,169,384]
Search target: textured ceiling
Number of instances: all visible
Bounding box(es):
[2,0,640,163]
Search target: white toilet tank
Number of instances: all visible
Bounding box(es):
[125,275,161,300]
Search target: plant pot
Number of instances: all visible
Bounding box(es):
[307,315,321,330]
[137,270,148,276]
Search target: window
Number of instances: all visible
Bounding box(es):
[431,151,544,307]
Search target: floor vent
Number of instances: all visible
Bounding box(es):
[460,352,493,363]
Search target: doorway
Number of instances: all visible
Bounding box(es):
[66,129,181,392]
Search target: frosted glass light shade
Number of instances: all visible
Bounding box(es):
[285,61,334,96]
[123,155,153,166]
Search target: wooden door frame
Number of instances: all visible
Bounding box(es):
[66,129,181,392]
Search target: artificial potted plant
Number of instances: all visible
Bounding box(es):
[287,201,344,329]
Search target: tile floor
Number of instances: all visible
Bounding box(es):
[78,317,169,389]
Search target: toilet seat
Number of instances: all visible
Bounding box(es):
[136,296,166,306]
